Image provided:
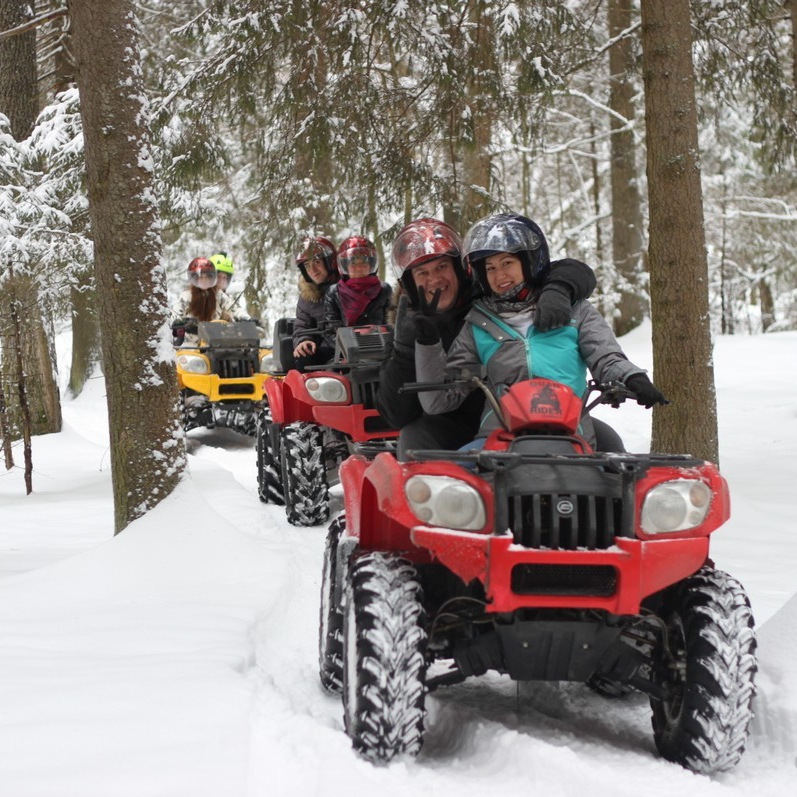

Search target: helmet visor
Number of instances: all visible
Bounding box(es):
[339,247,377,276]
[463,215,542,262]
[391,219,462,280]
[189,265,217,288]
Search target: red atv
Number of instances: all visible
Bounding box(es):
[319,376,757,773]
[258,322,398,526]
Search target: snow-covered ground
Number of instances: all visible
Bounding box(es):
[0,325,795,797]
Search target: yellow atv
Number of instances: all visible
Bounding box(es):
[172,318,274,436]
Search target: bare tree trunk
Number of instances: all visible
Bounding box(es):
[447,5,494,233]
[608,0,647,336]
[69,0,186,533]
[0,376,11,469]
[9,275,33,493]
[68,276,101,397]
[758,279,776,331]
[0,0,62,439]
[640,0,719,465]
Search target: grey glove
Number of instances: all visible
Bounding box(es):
[535,282,573,332]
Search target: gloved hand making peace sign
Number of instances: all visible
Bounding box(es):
[413,288,443,345]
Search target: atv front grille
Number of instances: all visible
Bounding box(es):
[213,358,255,379]
[510,563,617,597]
[509,493,624,550]
[218,382,255,395]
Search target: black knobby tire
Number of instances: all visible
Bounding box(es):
[650,566,757,774]
[280,422,330,526]
[256,408,284,505]
[318,515,346,693]
[343,552,428,762]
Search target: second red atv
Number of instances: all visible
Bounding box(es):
[258,322,398,526]
[319,375,757,774]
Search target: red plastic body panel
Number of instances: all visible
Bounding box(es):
[269,370,396,440]
[500,379,583,434]
[264,378,286,424]
[410,527,709,614]
[313,405,398,442]
[340,449,726,615]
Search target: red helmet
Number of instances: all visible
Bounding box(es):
[295,236,338,284]
[187,257,217,288]
[337,236,378,277]
[390,218,469,307]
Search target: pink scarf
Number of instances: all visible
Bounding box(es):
[337,276,382,325]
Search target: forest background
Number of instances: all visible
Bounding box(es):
[1,0,797,528]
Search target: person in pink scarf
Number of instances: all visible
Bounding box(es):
[321,236,392,345]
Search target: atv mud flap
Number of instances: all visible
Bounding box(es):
[410,527,709,615]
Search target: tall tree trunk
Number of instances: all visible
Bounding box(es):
[53,19,100,398]
[0,0,62,439]
[69,0,186,533]
[608,0,647,336]
[447,5,494,233]
[758,279,775,331]
[640,0,719,464]
[68,276,101,396]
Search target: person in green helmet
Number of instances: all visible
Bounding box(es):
[210,252,234,292]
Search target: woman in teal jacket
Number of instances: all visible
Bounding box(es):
[413,213,666,447]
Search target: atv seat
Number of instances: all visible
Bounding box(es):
[272,317,296,373]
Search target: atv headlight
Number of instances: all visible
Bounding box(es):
[259,353,275,373]
[405,475,486,531]
[176,353,210,375]
[641,479,712,534]
[306,377,348,403]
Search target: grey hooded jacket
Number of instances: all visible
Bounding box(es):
[414,299,645,444]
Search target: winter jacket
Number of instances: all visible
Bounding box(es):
[415,299,645,445]
[292,276,330,348]
[376,282,485,430]
[322,281,392,347]
[376,258,597,431]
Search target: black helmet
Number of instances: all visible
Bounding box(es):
[462,213,550,293]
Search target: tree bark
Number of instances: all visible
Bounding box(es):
[0,0,62,441]
[68,277,101,397]
[608,0,647,336]
[640,0,719,464]
[69,0,186,533]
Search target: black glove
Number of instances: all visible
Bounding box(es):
[535,282,573,332]
[392,294,415,355]
[413,288,442,345]
[625,373,669,408]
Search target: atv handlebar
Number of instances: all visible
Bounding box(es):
[401,377,638,428]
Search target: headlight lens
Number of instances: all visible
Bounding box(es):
[306,377,348,403]
[176,354,210,374]
[259,354,275,373]
[405,475,486,531]
[641,479,713,534]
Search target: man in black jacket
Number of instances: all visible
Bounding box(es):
[376,217,601,459]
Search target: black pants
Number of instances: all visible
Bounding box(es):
[398,413,480,461]
[294,343,335,373]
[593,417,625,452]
